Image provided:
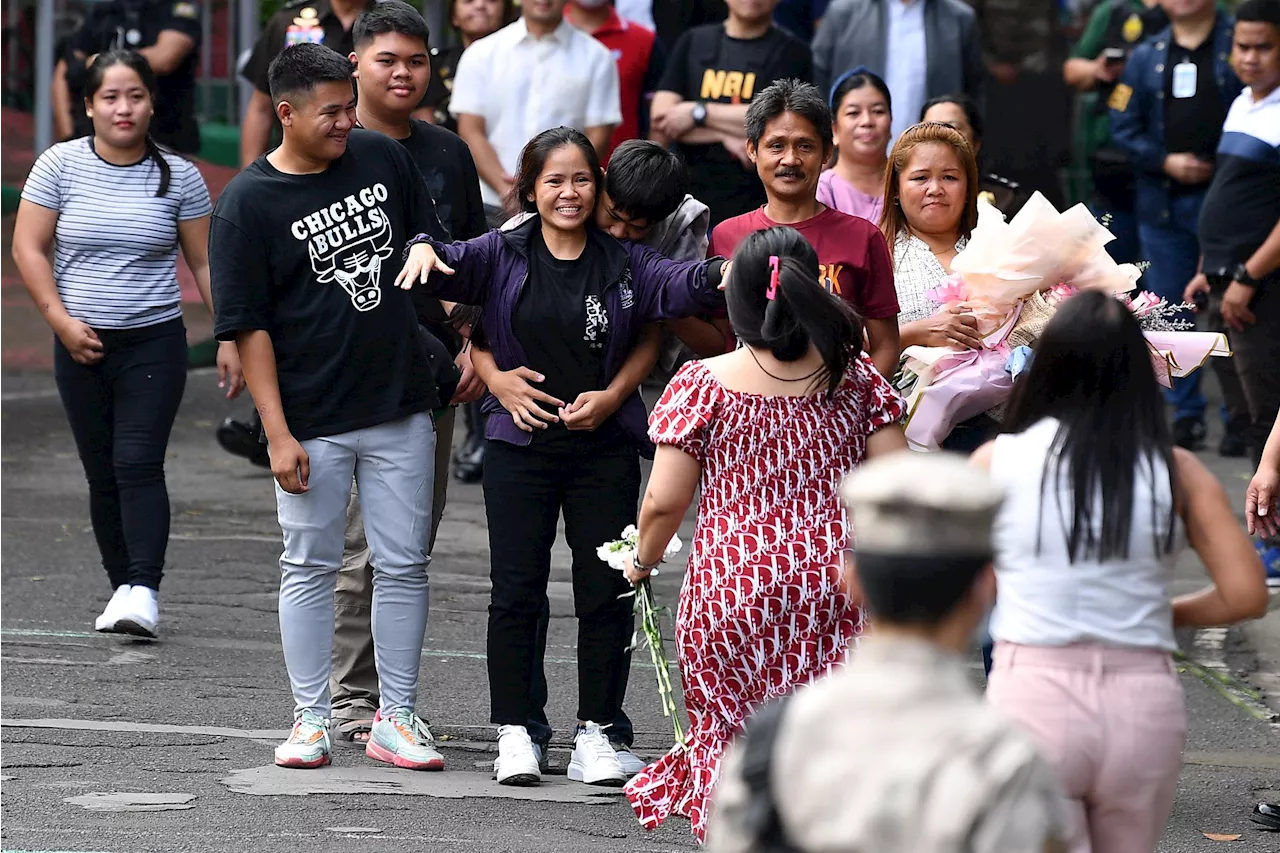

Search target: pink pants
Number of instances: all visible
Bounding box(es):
[987,642,1187,853]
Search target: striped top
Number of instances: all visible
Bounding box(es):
[21,138,212,329]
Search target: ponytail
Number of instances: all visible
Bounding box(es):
[144,135,172,198]
[726,226,864,397]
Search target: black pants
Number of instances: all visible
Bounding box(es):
[483,433,640,743]
[54,319,187,591]
[1206,289,1256,441]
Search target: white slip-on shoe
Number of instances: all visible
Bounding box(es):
[94,585,132,633]
[494,725,541,787]
[113,585,159,638]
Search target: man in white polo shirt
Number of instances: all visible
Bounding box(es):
[449,0,622,224]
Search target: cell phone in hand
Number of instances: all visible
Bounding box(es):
[1103,48,1127,66]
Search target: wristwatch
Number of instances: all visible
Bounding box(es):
[1233,262,1263,287]
[691,101,708,127]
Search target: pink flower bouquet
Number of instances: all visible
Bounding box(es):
[901,194,1229,451]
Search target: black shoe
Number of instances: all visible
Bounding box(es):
[1172,418,1206,450]
[216,417,271,468]
[453,443,484,484]
[1219,428,1249,458]
[1252,802,1280,831]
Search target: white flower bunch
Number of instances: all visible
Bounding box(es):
[596,524,683,575]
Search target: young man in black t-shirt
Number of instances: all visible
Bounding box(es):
[322,0,489,745]
[211,43,446,772]
[649,0,811,226]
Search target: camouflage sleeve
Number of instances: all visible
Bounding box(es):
[971,752,1074,853]
[702,745,756,853]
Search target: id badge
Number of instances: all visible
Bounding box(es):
[1172,61,1197,99]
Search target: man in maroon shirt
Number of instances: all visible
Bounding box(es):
[566,0,666,161]
[708,78,901,377]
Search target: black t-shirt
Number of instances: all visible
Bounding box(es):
[420,44,465,134]
[653,0,728,53]
[657,24,812,226]
[387,119,487,356]
[210,129,441,440]
[66,0,202,152]
[513,232,619,443]
[242,0,367,95]
[1163,35,1227,167]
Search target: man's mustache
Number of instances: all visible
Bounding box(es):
[775,168,805,179]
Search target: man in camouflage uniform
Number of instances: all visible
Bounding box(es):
[706,451,1069,853]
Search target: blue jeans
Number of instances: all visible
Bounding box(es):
[276,412,436,718]
[1138,192,1207,424]
[54,318,188,592]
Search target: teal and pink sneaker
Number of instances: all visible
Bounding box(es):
[274,710,332,769]
[366,709,445,771]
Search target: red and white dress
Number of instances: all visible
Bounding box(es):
[624,356,906,842]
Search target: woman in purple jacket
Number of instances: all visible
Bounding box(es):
[399,126,727,790]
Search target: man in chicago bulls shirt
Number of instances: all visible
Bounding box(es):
[708,78,900,377]
[211,43,448,772]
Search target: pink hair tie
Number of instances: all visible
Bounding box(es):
[766,255,780,300]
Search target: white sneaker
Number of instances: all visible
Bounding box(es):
[613,743,646,777]
[114,585,159,638]
[94,585,132,633]
[568,722,627,787]
[495,725,541,787]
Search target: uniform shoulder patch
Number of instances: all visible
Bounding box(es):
[172,1,197,17]
[1108,83,1133,112]
[1122,12,1143,43]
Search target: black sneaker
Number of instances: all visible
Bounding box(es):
[1251,802,1280,831]
[216,417,271,468]
[1172,418,1206,450]
[1219,427,1249,458]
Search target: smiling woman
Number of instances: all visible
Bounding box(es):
[396,125,730,790]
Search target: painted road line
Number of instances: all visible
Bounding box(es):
[0,628,680,669]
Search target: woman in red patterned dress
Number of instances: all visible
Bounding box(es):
[622,226,908,841]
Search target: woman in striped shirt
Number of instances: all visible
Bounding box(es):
[11,49,243,639]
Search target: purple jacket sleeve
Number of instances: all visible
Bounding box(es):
[404,230,501,305]
[628,243,725,321]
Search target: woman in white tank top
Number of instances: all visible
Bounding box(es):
[971,290,1268,853]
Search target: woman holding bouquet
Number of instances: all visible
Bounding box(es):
[621,226,908,841]
[880,121,994,453]
[974,290,1268,852]
[396,126,728,790]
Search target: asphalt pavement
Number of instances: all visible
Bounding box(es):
[2,368,1279,853]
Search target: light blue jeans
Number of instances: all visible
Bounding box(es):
[275,412,435,718]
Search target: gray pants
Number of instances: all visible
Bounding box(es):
[331,407,454,725]
[276,412,435,718]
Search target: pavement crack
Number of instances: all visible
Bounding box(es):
[1,760,84,768]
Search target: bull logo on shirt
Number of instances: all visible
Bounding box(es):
[292,184,395,313]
